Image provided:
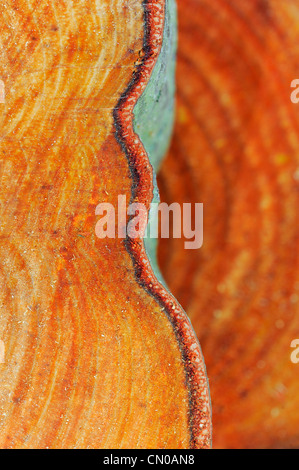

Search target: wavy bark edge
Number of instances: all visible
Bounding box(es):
[113,0,212,449]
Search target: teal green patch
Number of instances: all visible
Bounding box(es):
[134,0,177,173]
[133,0,177,287]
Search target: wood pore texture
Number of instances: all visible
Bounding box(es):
[0,0,211,449]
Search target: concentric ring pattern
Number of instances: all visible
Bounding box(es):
[0,0,210,449]
[158,0,299,449]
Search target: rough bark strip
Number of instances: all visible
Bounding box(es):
[114,0,212,449]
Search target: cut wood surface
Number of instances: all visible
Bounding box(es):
[158,0,299,449]
[0,0,211,448]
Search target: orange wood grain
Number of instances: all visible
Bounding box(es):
[158,0,299,449]
[0,0,211,448]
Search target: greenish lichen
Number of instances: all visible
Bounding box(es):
[133,0,177,287]
[134,0,177,173]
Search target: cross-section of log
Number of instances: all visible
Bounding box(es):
[0,0,211,448]
[158,0,299,449]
